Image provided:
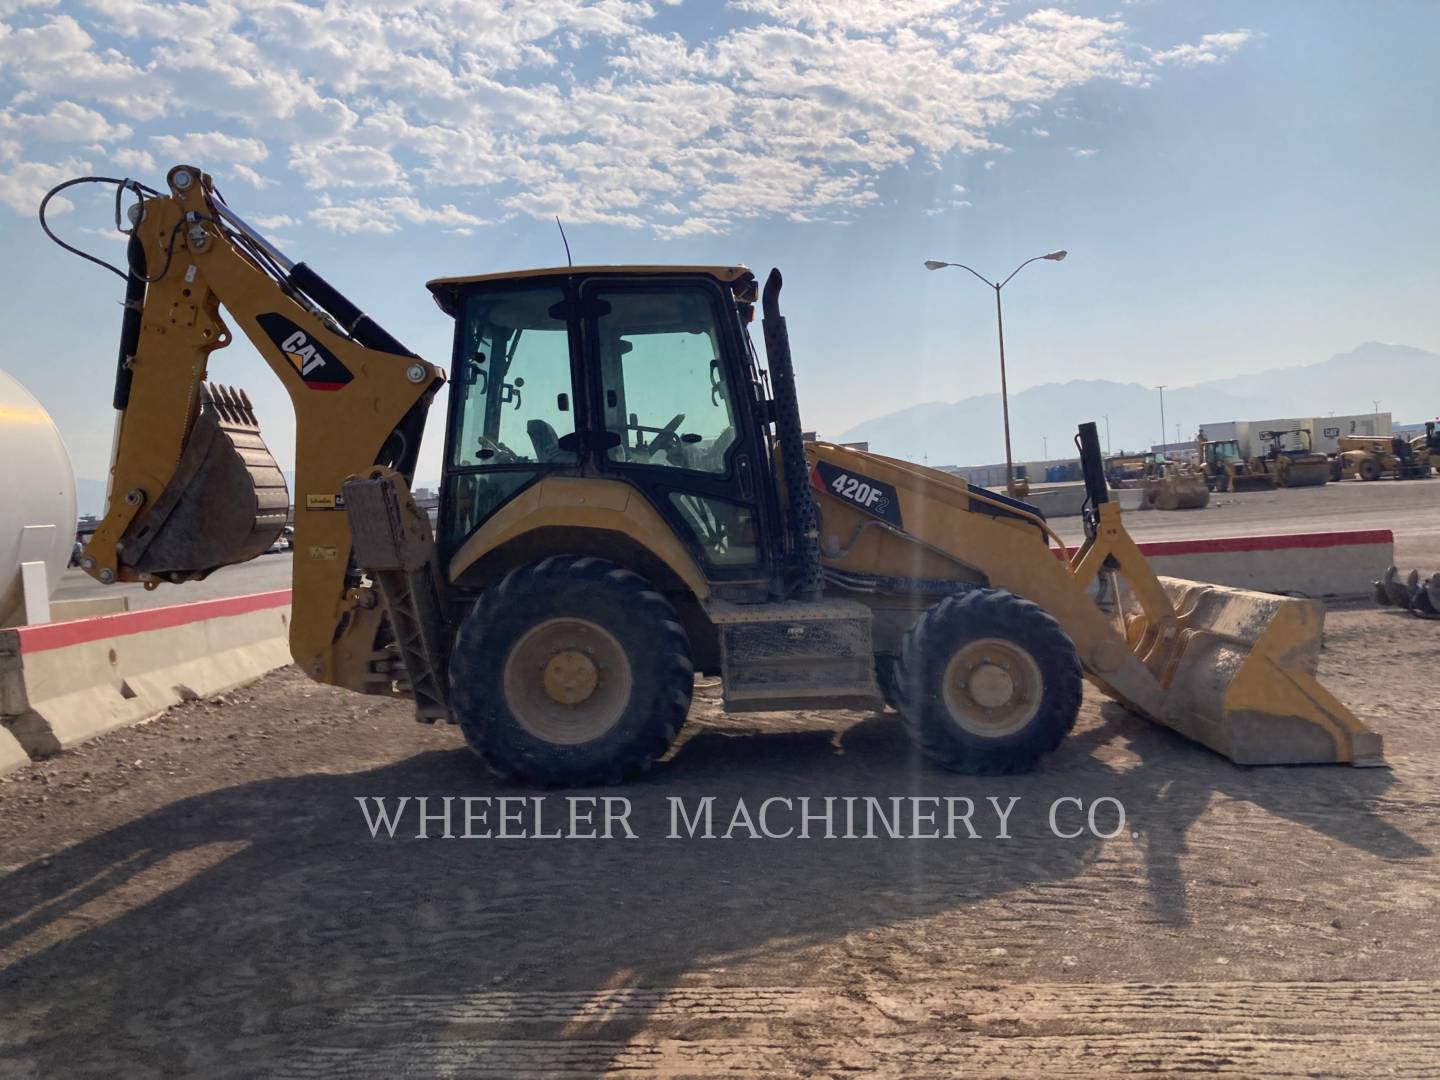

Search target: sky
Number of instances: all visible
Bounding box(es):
[1,0,1437,488]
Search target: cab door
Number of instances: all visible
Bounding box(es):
[580,277,775,588]
[439,282,582,559]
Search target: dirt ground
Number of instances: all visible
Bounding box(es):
[2,594,1437,1077]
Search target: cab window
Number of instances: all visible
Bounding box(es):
[452,286,577,467]
[594,286,737,475]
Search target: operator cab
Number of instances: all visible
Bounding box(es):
[426,266,780,588]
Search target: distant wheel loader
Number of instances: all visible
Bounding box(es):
[42,165,1383,783]
[1140,458,1210,510]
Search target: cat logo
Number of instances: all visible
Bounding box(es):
[257,313,353,391]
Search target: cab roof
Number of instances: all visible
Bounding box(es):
[425,264,753,315]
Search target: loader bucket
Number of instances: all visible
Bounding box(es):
[1228,472,1275,492]
[1150,474,1210,510]
[120,383,289,579]
[1124,578,1383,766]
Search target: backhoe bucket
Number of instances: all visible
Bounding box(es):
[1124,578,1383,766]
[120,383,289,579]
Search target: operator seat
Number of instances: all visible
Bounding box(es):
[527,419,561,462]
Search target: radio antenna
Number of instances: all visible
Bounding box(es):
[555,217,573,267]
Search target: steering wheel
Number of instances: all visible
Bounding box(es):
[647,413,687,456]
[476,435,519,464]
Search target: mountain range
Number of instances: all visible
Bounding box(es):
[835,342,1440,466]
[74,342,1437,515]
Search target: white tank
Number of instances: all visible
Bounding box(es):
[0,368,77,626]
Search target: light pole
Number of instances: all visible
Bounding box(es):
[1155,385,1168,455]
[925,250,1068,495]
[1103,413,1111,456]
[1043,435,1049,461]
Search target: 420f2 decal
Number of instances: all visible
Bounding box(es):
[812,459,903,528]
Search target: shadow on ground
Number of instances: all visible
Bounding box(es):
[0,704,1426,1078]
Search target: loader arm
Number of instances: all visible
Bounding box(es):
[75,166,445,689]
[806,430,1381,767]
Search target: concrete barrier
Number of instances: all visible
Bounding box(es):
[1133,530,1392,598]
[1,590,292,768]
[0,725,27,776]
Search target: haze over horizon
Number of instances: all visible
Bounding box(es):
[2,1,1436,489]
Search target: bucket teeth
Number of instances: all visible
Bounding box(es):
[1372,567,1394,607]
[204,381,261,429]
[1372,566,1440,619]
[1416,576,1440,619]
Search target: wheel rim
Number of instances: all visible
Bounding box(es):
[940,637,1044,738]
[503,617,632,745]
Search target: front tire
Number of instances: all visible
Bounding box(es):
[894,589,1082,774]
[449,556,693,786]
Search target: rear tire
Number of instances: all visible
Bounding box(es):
[449,556,693,786]
[1358,457,1382,481]
[894,589,1082,774]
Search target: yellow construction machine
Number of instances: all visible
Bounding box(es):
[45,166,1382,783]
[1333,426,1436,481]
[1198,434,1272,493]
[1139,457,1210,510]
[1254,428,1330,487]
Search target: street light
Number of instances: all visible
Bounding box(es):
[925,250,1068,495]
[1155,385,1168,457]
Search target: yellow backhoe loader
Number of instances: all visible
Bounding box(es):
[1198,433,1270,493]
[44,166,1382,783]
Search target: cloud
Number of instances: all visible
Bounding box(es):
[308,195,487,235]
[289,143,405,189]
[1030,127,1050,137]
[150,131,269,164]
[251,213,299,230]
[109,145,155,172]
[1154,29,1251,66]
[0,154,91,214]
[230,164,273,188]
[0,100,131,142]
[0,0,58,15]
[0,3,1255,234]
[1071,147,1099,158]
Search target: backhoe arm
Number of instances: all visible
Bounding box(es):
[76,165,445,689]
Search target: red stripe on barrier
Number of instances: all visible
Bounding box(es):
[17,590,292,654]
[1135,529,1392,558]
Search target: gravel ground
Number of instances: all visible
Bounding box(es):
[2,596,1437,1077]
